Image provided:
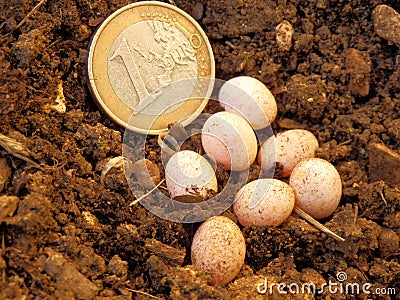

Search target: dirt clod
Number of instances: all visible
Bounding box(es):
[145,238,186,267]
[372,5,400,46]
[345,48,371,96]
[0,195,18,222]
[378,227,400,257]
[368,143,400,185]
[44,248,100,299]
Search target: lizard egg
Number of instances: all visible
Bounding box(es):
[202,111,257,171]
[165,150,217,200]
[218,76,277,130]
[289,158,342,219]
[258,129,319,177]
[191,216,246,285]
[233,179,295,227]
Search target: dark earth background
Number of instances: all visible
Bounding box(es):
[1,0,400,299]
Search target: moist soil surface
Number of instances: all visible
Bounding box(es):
[1,0,400,299]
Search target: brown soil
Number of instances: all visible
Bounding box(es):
[1,0,400,299]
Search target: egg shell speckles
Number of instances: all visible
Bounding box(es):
[218,76,277,130]
[201,111,257,171]
[258,129,319,177]
[191,216,246,285]
[289,158,342,219]
[233,179,295,227]
[165,150,217,199]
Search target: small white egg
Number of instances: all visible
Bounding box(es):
[233,179,295,227]
[218,76,277,130]
[258,129,319,177]
[191,216,246,285]
[165,150,217,200]
[289,158,342,219]
[202,111,257,171]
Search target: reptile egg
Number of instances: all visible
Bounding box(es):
[165,150,217,200]
[233,179,295,227]
[202,111,257,171]
[289,158,342,219]
[191,216,246,285]
[219,76,277,130]
[258,129,319,177]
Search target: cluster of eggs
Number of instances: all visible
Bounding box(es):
[162,76,342,286]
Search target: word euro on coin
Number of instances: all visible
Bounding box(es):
[87,1,215,134]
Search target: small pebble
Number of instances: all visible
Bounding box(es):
[202,111,257,171]
[233,179,295,227]
[276,20,294,51]
[191,216,246,285]
[372,5,400,46]
[218,76,277,130]
[191,2,204,21]
[289,158,342,219]
[165,150,217,200]
[258,129,319,177]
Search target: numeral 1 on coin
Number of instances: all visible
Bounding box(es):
[110,38,150,102]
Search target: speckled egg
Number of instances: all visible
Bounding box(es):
[233,179,295,227]
[191,216,246,285]
[218,76,277,130]
[289,158,342,219]
[258,129,319,177]
[202,111,257,171]
[165,150,217,200]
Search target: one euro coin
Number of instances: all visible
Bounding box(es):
[87,1,215,134]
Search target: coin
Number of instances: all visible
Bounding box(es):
[87,1,215,135]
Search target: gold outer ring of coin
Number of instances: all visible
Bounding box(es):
[87,1,215,135]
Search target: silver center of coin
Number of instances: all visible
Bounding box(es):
[107,20,198,115]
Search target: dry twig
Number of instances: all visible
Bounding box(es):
[293,206,345,242]
[0,133,41,169]
[3,0,47,38]
[168,0,177,6]
[1,232,5,283]
[125,288,162,299]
